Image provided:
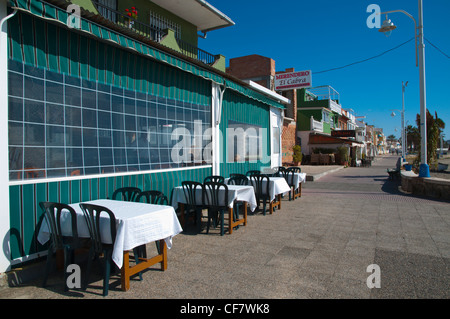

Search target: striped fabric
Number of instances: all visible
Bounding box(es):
[8,0,285,110]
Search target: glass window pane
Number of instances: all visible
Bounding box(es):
[65,106,81,127]
[9,122,23,145]
[24,123,45,146]
[9,97,23,121]
[66,147,83,168]
[24,101,44,124]
[66,127,82,147]
[46,81,63,104]
[65,85,81,106]
[24,76,44,101]
[47,147,65,169]
[46,103,64,125]
[46,125,65,146]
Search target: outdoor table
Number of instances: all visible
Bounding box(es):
[172,184,257,234]
[225,176,291,212]
[277,172,307,198]
[37,199,183,291]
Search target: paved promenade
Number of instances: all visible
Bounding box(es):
[1,155,449,300]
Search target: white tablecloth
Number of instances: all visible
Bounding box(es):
[172,185,257,212]
[37,199,183,268]
[287,172,307,190]
[225,177,291,201]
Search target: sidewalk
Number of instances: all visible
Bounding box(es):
[1,155,449,300]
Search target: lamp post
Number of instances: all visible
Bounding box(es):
[378,0,430,177]
[391,106,405,160]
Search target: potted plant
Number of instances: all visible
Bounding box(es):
[124,7,138,28]
[293,145,303,166]
[337,146,348,166]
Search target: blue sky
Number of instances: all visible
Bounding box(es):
[200,0,450,141]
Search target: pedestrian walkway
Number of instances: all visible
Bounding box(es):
[1,155,449,300]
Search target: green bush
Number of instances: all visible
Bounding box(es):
[293,145,303,163]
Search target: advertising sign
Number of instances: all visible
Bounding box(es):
[275,70,312,91]
[331,130,356,138]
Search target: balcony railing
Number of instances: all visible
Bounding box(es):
[310,116,323,132]
[91,1,218,66]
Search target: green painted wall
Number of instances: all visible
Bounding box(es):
[297,109,322,131]
[117,0,198,47]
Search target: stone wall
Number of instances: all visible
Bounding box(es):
[401,171,450,200]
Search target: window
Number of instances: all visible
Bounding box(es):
[8,60,211,181]
[227,121,263,163]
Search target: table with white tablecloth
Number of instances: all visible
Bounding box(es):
[172,184,257,234]
[225,176,291,213]
[37,199,183,291]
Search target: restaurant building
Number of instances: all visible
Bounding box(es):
[0,0,288,273]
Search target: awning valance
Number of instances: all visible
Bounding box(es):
[8,0,284,110]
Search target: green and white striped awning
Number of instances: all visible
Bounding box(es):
[8,0,285,109]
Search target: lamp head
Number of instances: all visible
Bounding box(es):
[391,112,396,117]
[379,16,397,37]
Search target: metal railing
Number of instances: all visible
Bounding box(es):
[91,1,218,66]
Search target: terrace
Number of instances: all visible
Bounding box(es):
[85,0,232,71]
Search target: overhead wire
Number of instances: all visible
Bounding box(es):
[313,37,415,74]
[313,36,449,75]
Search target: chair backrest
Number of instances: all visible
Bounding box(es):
[112,187,141,201]
[277,166,287,173]
[279,168,295,186]
[79,203,117,253]
[228,175,248,185]
[39,202,79,250]
[204,175,225,184]
[136,190,168,205]
[248,174,270,203]
[203,181,228,209]
[181,181,204,207]
[246,170,260,176]
[288,166,301,173]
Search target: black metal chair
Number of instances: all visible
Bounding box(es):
[287,167,302,199]
[181,181,205,232]
[227,174,249,227]
[289,166,301,173]
[39,202,81,291]
[136,190,168,205]
[79,203,117,297]
[204,175,225,184]
[228,174,248,186]
[246,170,260,176]
[248,174,271,215]
[112,187,141,202]
[203,181,229,236]
[280,168,297,201]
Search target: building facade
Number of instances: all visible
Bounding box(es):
[0,0,286,272]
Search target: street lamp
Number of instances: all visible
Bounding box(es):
[391,106,405,160]
[377,0,430,177]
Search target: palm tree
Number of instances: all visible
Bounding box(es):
[405,125,420,153]
[415,110,446,164]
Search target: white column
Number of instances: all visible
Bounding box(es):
[0,0,12,273]
[211,82,223,176]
